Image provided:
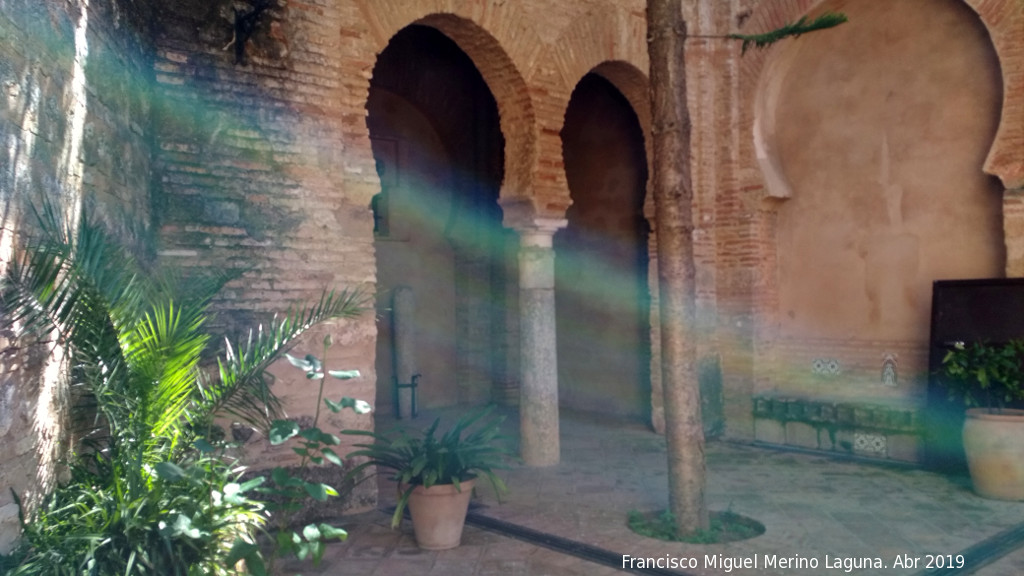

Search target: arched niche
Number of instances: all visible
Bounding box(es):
[755,0,1004,395]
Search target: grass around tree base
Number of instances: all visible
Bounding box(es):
[628,509,765,544]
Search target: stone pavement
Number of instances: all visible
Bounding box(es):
[292,408,1024,576]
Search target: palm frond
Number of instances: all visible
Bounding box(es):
[3,200,367,573]
[730,11,847,54]
[126,301,210,441]
[1,208,141,450]
[197,289,368,433]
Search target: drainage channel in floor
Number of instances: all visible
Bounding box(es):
[464,511,693,576]
[915,521,1024,576]
[384,505,690,575]
[390,506,1024,575]
[467,510,1024,576]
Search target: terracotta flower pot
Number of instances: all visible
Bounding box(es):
[405,478,476,550]
[962,408,1024,501]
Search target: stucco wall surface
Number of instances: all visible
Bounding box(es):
[771,0,1004,398]
[734,0,1023,439]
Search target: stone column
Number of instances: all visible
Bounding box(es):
[516,218,566,467]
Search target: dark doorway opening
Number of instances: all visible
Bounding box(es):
[557,73,651,422]
[367,25,508,415]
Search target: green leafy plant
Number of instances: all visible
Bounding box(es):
[0,204,365,575]
[344,406,513,528]
[247,339,371,573]
[627,508,764,544]
[1,443,268,576]
[729,11,848,53]
[940,340,1024,412]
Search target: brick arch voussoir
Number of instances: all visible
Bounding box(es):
[589,62,654,221]
[539,5,650,94]
[590,62,652,138]
[736,0,820,200]
[353,0,541,206]
[963,0,1024,190]
[532,6,651,218]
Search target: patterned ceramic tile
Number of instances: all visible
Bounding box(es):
[854,432,887,455]
[812,357,842,375]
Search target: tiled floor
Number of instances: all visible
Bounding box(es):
[293,408,1024,575]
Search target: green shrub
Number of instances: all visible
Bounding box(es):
[0,204,366,575]
[940,340,1024,412]
[344,406,513,528]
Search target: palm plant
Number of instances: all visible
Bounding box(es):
[344,405,512,528]
[0,203,365,575]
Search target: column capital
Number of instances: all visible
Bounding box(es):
[499,196,568,244]
[515,218,568,248]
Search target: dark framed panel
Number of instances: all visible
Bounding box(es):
[927,278,1024,470]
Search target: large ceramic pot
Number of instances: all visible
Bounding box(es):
[405,478,476,550]
[962,408,1024,500]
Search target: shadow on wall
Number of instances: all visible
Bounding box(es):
[0,0,155,552]
[700,355,724,438]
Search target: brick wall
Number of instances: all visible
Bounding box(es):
[0,0,154,552]
[3,0,1021,533]
[153,0,1018,454]
[149,0,379,513]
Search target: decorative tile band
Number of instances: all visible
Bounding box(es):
[752,395,920,433]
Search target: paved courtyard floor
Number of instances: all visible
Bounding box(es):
[290,408,1024,576]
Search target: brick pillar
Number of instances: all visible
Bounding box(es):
[515,218,567,467]
[1003,190,1024,277]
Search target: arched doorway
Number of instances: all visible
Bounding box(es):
[556,73,651,422]
[367,25,507,415]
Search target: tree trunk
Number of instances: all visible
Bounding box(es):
[645,0,708,534]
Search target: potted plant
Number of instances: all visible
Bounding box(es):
[940,340,1024,500]
[344,406,512,549]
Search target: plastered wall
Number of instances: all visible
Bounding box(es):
[369,89,459,413]
[731,0,1023,446]
[768,0,1004,400]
